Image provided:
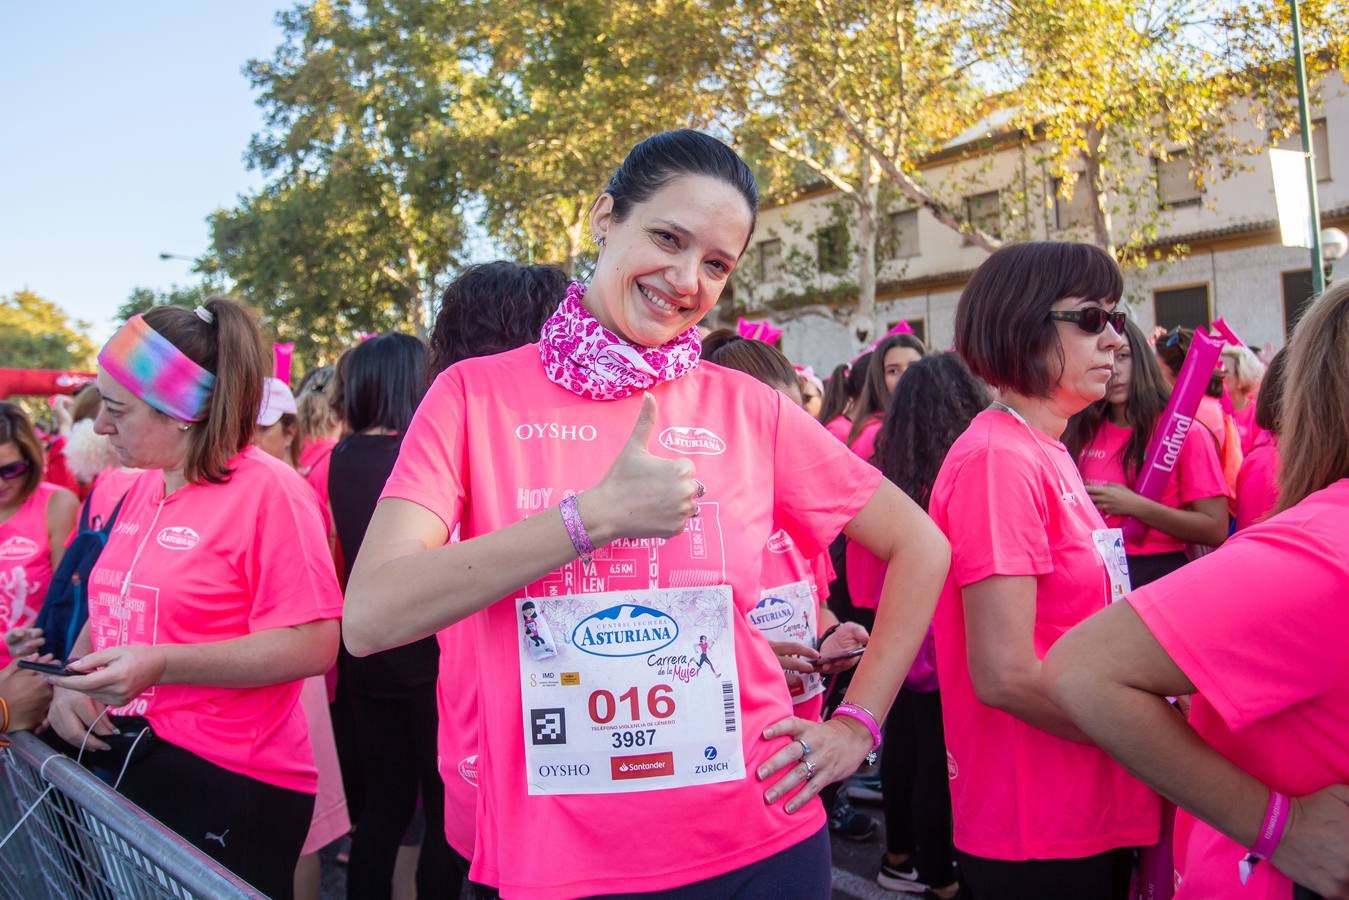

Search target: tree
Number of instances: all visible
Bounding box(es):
[996,0,1349,267]
[209,0,469,359]
[0,290,95,371]
[724,0,1002,339]
[115,282,218,325]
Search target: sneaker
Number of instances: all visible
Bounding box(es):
[877,856,928,893]
[828,796,878,842]
[847,773,884,805]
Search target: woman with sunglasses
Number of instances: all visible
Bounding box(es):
[0,402,78,669]
[1044,279,1349,900]
[931,242,1160,899]
[1065,319,1230,587]
[45,298,343,899]
[343,130,949,898]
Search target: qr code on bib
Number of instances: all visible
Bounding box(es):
[530,708,567,746]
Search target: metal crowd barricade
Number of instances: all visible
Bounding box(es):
[0,731,266,899]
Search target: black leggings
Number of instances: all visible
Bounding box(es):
[345,683,467,899]
[881,689,956,888]
[587,825,831,899]
[52,719,313,900]
[956,847,1133,900]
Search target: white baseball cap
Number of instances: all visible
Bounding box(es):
[257,377,298,427]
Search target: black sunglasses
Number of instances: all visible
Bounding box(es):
[1048,308,1127,335]
[0,460,30,481]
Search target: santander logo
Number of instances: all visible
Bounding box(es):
[658,426,726,456]
[156,526,201,551]
[0,536,39,562]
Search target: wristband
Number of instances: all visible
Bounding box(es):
[833,701,882,764]
[1239,790,1291,885]
[559,494,597,563]
[0,695,9,732]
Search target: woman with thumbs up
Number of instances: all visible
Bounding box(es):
[344,129,949,898]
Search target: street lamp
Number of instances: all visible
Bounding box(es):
[1323,227,1348,283]
[158,252,195,263]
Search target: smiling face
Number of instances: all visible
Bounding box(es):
[94,370,192,471]
[0,442,26,509]
[1047,296,1125,414]
[587,174,754,348]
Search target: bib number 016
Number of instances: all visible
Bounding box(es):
[588,684,676,724]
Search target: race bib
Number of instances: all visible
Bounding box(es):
[517,585,744,795]
[1091,528,1132,603]
[749,581,824,705]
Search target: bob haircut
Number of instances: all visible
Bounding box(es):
[0,402,45,503]
[955,241,1123,397]
[701,329,799,391]
[342,332,428,435]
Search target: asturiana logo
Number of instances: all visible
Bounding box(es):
[458,755,479,787]
[156,526,200,551]
[572,604,679,657]
[748,596,795,631]
[658,426,726,456]
[766,529,794,554]
[0,536,39,562]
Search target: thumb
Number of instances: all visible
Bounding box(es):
[623,392,658,454]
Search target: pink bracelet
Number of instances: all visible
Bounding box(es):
[833,702,882,761]
[559,494,597,562]
[1239,790,1291,884]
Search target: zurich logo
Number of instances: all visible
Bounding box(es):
[704,746,717,761]
[572,604,679,658]
[748,596,795,631]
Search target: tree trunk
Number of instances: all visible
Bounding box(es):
[1083,125,1116,259]
[853,151,879,343]
[405,244,429,340]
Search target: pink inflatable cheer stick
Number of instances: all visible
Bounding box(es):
[1123,327,1225,541]
[272,342,295,385]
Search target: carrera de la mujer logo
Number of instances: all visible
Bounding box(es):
[572,604,679,658]
[0,536,39,562]
[156,526,200,551]
[748,596,795,631]
[658,426,726,456]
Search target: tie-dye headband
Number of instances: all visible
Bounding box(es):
[98,315,216,421]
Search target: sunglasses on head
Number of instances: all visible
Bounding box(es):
[1048,308,1127,335]
[0,460,30,481]
[1158,327,1185,348]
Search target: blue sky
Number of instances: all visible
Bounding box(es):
[1,2,289,342]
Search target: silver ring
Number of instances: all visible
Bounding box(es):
[694,479,706,498]
[690,503,701,518]
[801,760,818,778]
[797,738,812,757]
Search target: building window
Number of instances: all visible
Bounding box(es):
[1276,118,1332,182]
[1051,176,1094,231]
[886,318,927,344]
[963,190,1001,244]
[1282,269,1316,337]
[879,209,920,260]
[816,223,849,274]
[753,238,782,283]
[1154,285,1210,330]
[1156,151,1202,208]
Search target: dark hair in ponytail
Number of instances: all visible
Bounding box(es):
[142,297,267,484]
[701,329,800,393]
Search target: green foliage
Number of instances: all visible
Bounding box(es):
[115,283,217,325]
[0,290,95,371]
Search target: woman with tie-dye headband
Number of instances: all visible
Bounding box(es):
[44,298,343,900]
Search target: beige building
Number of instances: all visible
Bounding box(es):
[731,74,1349,373]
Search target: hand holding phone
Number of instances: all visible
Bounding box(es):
[816,646,866,666]
[17,659,80,678]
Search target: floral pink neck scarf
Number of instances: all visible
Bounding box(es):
[539,281,701,400]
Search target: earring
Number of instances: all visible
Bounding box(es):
[596,237,606,248]
[179,424,191,432]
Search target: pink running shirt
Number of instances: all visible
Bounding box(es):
[381,348,881,898]
[0,482,63,668]
[757,528,831,724]
[86,447,343,793]
[824,415,851,442]
[930,409,1160,859]
[1077,420,1228,556]
[298,438,336,510]
[1129,478,1349,900]
[1234,434,1280,531]
[83,467,142,532]
[849,416,882,461]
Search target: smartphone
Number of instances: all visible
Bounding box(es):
[817,647,866,665]
[16,660,80,677]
